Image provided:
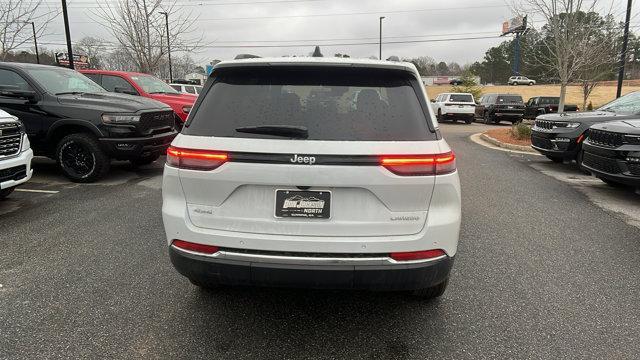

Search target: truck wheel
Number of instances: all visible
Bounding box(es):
[0,187,15,200]
[545,155,564,163]
[412,278,448,300]
[130,153,160,167]
[464,116,473,124]
[528,82,534,86]
[56,133,110,183]
[437,109,443,122]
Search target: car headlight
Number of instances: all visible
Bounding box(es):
[565,122,581,128]
[21,134,30,152]
[182,106,192,114]
[101,114,141,124]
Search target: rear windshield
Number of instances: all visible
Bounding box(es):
[497,95,523,103]
[538,97,559,105]
[448,94,473,103]
[184,67,434,141]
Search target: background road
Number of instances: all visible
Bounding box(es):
[1,123,639,359]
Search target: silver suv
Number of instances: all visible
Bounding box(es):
[162,57,462,299]
[508,76,536,86]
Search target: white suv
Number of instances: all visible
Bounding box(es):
[0,109,33,199]
[162,57,461,298]
[431,92,476,124]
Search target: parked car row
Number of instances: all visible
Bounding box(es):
[432,92,578,125]
[0,62,197,187]
[531,91,640,190]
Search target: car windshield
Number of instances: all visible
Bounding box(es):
[24,67,105,95]
[130,74,179,94]
[449,94,473,102]
[497,95,523,103]
[184,67,434,141]
[598,92,640,115]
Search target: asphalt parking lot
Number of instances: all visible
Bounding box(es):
[1,123,639,359]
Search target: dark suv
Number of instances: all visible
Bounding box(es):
[581,120,640,189]
[531,92,640,163]
[0,63,177,182]
[474,93,525,124]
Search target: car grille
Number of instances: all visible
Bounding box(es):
[588,129,625,148]
[535,119,572,130]
[0,122,22,157]
[582,152,621,174]
[531,136,554,149]
[0,164,27,183]
[629,163,640,176]
[138,111,175,135]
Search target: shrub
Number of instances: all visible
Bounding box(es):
[511,122,532,140]
[450,70,482,100]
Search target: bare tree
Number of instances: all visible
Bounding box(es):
[92,0,203,75]
[0,0,57,60]
[517,0,620,112]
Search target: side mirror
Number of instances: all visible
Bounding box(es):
[0,87,37,101]
[114,86,138,96]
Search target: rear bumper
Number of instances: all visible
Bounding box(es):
[99,131,177,159]
[169,245,454,290]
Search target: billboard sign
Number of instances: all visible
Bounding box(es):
[55,53,90,68]
[502,15,527,35]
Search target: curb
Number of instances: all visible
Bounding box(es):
[480,133,537,153]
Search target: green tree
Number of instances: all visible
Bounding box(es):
[451,71,482,99]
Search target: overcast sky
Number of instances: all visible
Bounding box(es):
[32,0,631,67]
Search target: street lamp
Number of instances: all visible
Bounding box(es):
[379,16,385,60]
[27,21,39,64]
[159,11,173,82]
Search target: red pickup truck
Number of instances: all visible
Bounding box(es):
[80,70,197,124]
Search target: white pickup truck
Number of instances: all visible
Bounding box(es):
[0,109,33,199]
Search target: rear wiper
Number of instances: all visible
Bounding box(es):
[235,125,308,139]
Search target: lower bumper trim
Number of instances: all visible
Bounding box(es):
[169,246,454,291]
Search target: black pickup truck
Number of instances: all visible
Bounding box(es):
[524,96,579,119]
[0,62,177,182]
[475,93,526,124]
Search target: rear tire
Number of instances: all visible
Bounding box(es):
[130,153,160,167]
[412,278,449,300]
[464,116,473,124]
[437,109,443,122]
[0,187,15,200]
[528,82,534,86]
[546,155,564,163]
[56,133,110,183]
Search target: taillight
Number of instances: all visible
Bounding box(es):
[166,146,228,170]
[390,249,446,261]
[172,239,219,254]
[380,152,456,176]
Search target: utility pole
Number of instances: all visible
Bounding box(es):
[617,0,633,98]
[513,32,520,75]
[61,0,74,69]
[28,22,40,64]
[379,16,385,60]
[159,11,173,82]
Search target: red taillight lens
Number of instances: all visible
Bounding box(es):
[172,239,219,254]
[389,249,446,261]
[166,146,228,170]
[380,152,456,176]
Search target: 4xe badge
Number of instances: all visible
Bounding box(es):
[290,154,316,165]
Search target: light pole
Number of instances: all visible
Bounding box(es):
[379,16,385,60]
[61,0,74,69]
[616,0,633,98]
[159,11,173,82]
[28,22,39,64]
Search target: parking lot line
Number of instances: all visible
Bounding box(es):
[15,189,60,194]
